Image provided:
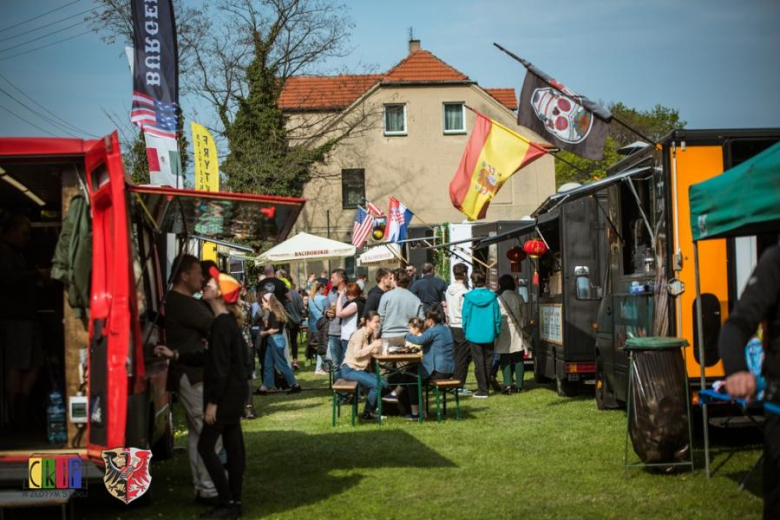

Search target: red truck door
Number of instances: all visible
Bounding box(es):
[84,133,140,463]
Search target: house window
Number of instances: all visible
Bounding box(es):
[384,104,407,135]
[443,103,466,134]
[341,168,365,209]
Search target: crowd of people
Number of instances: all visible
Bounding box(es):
[152,256,531,518]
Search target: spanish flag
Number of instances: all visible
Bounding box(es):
[450,111,548,221]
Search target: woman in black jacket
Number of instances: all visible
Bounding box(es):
[156,267,247,519]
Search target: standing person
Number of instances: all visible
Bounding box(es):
[356,273,367,292]
[308,281,329,375]
[719,244,780,520]
[495,275,529,394]
[239,290,258,420]
[325,269,348,379]
[336,283,366,378]
[258,293,301,395]
[260,265,291,302]
[286,285,306,370]
[462,270,501,399]
[403,311,455,420]
[157,267,248,519]
[378,269,424,347]
[0,214,47,427]
[405,264,418,283]
[410,262,448,315]
[162,254,219,504]
[364,268,393,318]
[341,311,387,421]
[446,263,471,396]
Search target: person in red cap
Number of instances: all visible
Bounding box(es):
[156,267,247,519]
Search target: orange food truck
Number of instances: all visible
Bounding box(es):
[0,133,304,482]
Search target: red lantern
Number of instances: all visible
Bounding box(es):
[506,246,526,262]
[523,238,548,259]
[507,246,526,272]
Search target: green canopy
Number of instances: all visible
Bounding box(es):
[689,141,780,241]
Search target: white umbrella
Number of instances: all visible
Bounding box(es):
[255,232,356,263]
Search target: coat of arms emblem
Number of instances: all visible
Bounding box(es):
[101,448,152,504]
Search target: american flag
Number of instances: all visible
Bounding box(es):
[131,91,178,139]
[352,206,374,247]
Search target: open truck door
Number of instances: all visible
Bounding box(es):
[84,133,140,463]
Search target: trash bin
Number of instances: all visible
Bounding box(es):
[623,337,694,473]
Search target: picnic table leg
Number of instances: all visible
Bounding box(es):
[376,362,382,426]
[417,371,424,423]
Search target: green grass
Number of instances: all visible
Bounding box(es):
[80,364,764,519]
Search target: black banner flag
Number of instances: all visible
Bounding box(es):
[518,66,611,160]
[130,0,179,138]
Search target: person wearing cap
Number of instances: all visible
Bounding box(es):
[156,267,249,519]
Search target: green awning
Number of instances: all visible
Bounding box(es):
[689,141,780,241]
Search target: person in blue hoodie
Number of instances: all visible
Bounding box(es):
[462,270,501,398]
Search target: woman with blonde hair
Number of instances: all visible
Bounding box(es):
[258,292,301,394]
[308,280,329,375]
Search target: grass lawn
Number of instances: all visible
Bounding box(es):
[80,364,764,519]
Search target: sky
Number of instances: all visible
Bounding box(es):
[0,0,778,143]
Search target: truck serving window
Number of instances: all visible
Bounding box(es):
[619,176,654,275]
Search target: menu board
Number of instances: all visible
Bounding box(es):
[540,304,563,345]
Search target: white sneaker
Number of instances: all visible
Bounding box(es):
[314,369,328,375]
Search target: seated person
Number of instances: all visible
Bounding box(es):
[340,311,388,421]
[404,318,425,351]
[402,310,455,420]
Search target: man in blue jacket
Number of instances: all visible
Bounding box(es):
[462,270,501,398]
[404,310,455,419]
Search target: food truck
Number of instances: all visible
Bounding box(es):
[540,129,780,408]
[0,133,304,481]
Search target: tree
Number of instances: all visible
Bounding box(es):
[554,103,686,187]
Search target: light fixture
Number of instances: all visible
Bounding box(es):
[0,166,45,206]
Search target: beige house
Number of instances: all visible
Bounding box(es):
[279,41,555,271]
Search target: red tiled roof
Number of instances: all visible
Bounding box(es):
[278,74,383,111]
[484,88,518,110]
[279,50,515,111]
[382,50,469,83]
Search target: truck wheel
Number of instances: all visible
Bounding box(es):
[595,352,619,410]
[151,408,174,461]
[556,375,579,397]
[533,356,550,383]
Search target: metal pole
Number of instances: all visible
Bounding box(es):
[693,242,711,477]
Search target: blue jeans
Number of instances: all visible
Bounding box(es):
[329,336,346,380]
[342,364,387,413]
[263,333,297,389]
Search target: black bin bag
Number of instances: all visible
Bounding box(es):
[626,338,690,466]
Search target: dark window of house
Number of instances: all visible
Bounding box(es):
[342,168,365,209]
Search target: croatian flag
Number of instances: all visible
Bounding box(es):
[386,197,414,243]
[352,206,374,247]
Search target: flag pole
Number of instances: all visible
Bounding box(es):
[463,104,593,180]
[492,42,658,147]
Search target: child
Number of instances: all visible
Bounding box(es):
[405,318,425,351]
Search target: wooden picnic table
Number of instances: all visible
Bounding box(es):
[373,352,424,424]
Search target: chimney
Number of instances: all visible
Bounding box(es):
[408,39,421,54]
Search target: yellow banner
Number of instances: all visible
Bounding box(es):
[191,121,219,261]
[192,122,219,192]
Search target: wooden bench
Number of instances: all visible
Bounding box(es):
[332,379,360,427]
[0,489,75,520]
[425,379,462,422]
